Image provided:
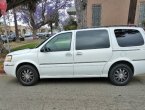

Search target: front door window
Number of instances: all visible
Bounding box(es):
[45,32,72,52]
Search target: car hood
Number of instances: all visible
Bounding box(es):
[8,49,33,55]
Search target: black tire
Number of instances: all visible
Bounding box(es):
[13,38,16,42]
[109,64,133,86]
[16,65,39,86]
[4,40,7,43]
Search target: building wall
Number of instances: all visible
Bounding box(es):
[86,0,130,27]
[135,0,145,26]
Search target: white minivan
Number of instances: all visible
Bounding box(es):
[4,27,145,86]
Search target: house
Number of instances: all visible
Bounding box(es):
[69,0,145,28]
[87,0,130,27]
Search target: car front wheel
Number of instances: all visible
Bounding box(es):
[16,65,39,86]
[109,64,133,86]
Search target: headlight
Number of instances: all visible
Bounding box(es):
[5,55,12,62]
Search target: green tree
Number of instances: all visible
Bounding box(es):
[64,17,77,30]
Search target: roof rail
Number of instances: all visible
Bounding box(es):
[82,25,138,29]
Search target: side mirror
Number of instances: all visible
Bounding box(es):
[40,46,51,52]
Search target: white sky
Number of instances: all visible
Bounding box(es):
[0,14,27,26]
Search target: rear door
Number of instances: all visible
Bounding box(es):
[113,28,145,74]
[74,29,112,76]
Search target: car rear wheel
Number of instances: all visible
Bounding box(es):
[109,64,133,86]
[17,65,39,86]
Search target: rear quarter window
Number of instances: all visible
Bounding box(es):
[114,29,144,47]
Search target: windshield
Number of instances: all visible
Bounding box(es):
[35,34,55,48]
[35,38,49,48]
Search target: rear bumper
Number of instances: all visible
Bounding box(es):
[133,60,145,76]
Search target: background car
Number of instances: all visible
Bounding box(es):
[9,33,16,41]
[0,35,8,43]
[37,32,50,39]
[0,34,16,43]
[24,33,39,40]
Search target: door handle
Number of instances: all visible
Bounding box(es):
[66,52,72,57]
[76,52,83,56]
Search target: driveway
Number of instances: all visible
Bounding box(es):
[0,75,145,110]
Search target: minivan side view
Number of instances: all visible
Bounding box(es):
[4,27,145,86]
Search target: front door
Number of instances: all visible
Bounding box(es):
[74,29,112,76]
[38,32,73,77]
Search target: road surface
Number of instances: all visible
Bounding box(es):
[0,75,145,110]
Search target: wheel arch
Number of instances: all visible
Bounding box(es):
[108,60,134,76]
[16,62,40,77]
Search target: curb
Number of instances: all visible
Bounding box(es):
[0,74,5,75]
[0,72,5,74]
[0,70,4,74]
[0,68,5,75]
[0,74,6,76]
[0,73,5,76]
[0,65,4,74]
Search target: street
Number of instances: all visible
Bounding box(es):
[0,75,145,110]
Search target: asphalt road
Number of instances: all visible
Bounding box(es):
[0,75,145,110]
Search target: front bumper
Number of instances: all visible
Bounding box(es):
[4,62,16,77]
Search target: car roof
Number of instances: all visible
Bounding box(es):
[62,26,143,33]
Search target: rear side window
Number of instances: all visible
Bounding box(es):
[76,30,110,50]
[114,29,144,47]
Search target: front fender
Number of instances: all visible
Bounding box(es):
[14,60,40,76]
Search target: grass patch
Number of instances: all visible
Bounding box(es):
[12,42,39,51]
[0,53,8,58]
[0,61,4,73]
[0,49,8,59]
[11,39,44,52]
[0,61,3,65]
[0,61,3,69]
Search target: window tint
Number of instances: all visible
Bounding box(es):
[45,32,72,52]
[115,29,144,47]
[76,30,110,50]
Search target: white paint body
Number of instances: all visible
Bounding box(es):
[4,27,145,78]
